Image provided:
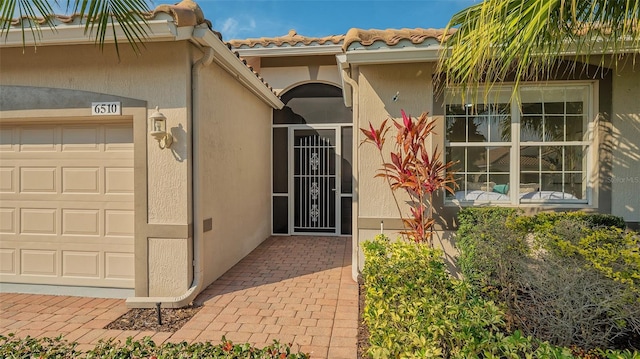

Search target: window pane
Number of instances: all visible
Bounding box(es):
[545,116,564,141]
[446,104,467,115]
[566,115,586,141]
[566,102,583,114]
[488,147,510,172]
[469,116,488,142]
[489,174,510,193]
[565,146,583,171]
[565,173,584,199]
[467,148,487,172]
[541,173,564,192]
[273,128,288,193]
[446,147,466,172]
[341,196,352,235]
[544,102,565,114]
[521,102,543,114]
[520,146,540,171]
[540,146,563,171]
[341,127,353,194]
[446,116,467,142]
[521,116,543,141]
[273,196,288,234]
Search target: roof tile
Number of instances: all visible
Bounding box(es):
[342,28,455,51]
[229,29,344,48]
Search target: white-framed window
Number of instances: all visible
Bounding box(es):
[445,83,593,205]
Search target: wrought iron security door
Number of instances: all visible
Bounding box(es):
[293,129,336,233]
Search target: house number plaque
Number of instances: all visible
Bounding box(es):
[91,102,121,115]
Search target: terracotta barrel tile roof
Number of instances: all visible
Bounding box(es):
[228,29,344,48]
[342,27,455,51]
[150,0,210,28]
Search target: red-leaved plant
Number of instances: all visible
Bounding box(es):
[361,110,458,245]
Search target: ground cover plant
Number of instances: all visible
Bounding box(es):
[361,235,640,358]
[0,333,310,359]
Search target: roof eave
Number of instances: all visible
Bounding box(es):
[233,44,343,58]
[344,45,443,65]
[0,19,187,48]
[191,26,284,109]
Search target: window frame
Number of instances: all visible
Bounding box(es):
[444,81,598,208]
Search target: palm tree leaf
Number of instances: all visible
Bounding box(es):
[438,0,640,98]
[2,0,151,57]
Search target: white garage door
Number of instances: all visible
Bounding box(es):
[0,122,135,288]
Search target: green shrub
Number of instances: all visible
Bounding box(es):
[455,209,640,350]
[362,235,578,358]
[0,333,310,359]
[455,208,527,293]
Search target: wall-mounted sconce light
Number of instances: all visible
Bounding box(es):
[149,107,173,149]
[392,91,400,102]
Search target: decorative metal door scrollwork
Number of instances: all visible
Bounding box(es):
[293,129,336,233]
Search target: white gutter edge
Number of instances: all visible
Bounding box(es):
[345,46,442,65]
[191,26,284,110]
[336,54,352,107]
[0,19,184,48]
[233,44,343,58]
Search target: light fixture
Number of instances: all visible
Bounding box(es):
[149,107,173,149]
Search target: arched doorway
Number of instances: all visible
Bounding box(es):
[272,83,353,235]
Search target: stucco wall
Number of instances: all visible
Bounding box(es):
[258,65,341,94]
[0,42,192,225]
[196,57,273,287]
[611,64,640,223]
[1,42,195,297]
[356,63,435,220]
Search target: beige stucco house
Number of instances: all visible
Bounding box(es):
[230,28,640,277]
[2,1,639,304]
[1,1,283,307]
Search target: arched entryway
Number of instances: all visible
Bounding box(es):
[271,83,353,235]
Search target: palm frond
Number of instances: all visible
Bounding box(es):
[1,0,152,57]
[437,0,640,99]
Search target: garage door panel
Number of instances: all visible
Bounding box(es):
[62,250,99,278]
[105,167,134,194]
[0,122,134,289]
[105,210,134,237]
[105,252,134,280]
[0,127,16,151]
[20,167,57,193]
[105,124,134,151]
[62,167,100,194]
[0,167,15,193]
[61,126,101,152]
[21,249,57,276]
[62,209,100,236]
[19,127,56,152]
[0,248,16,274]
[0,208,16,233]
[20,208,57,235]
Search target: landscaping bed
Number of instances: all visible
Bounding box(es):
[105,305,201,332]
[0,333,310,358]
[359,210,640,358]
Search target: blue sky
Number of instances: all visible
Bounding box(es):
[195,0,479,41]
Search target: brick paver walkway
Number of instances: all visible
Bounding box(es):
[0,236,357,358]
